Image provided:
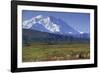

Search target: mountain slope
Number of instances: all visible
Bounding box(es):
[49,16,79,34]
[22,15,79,35]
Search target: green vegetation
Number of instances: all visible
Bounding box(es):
[22,43,90,62]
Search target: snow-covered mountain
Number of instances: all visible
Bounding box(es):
[23,15,60,33]
[22,15,79,35]
[22,15,90,44]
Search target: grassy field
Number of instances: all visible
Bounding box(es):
[22,43,90,62]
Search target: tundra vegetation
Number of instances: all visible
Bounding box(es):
[22,42,90,62]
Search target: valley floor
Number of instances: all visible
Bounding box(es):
[22,43,90,62]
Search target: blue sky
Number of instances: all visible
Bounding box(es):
[22,10,90,33]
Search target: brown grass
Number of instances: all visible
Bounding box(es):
[22,43,90,62]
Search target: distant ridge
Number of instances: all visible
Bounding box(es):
[22,29,90,44]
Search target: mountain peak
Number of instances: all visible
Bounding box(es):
[23,15,80,35]
[23,15,60,33]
